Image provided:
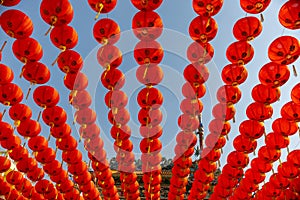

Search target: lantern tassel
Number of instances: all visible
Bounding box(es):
[260,13,264,22]
[292,65,297,77]
[94,3,104,20]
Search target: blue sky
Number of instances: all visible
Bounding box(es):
[1,0,299,173]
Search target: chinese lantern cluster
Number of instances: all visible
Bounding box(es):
[130,1,165,199]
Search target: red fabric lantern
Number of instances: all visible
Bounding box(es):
[189,16,218,43]
[36,147,56,164]
[251,157,272,173]
[1,134,21,150]
[208,118,231,136]
[259,62,290,88]
[279,0,300,30]
[28,136,48,152]
[221,64,248,86]
[269,173,290,190]
[201,147,221,162]
[62,149,82,164]
[42,106,67,127]
[0,83,23,106]
[70,90,92,110]
[138,108,162,127]
[226,41,254,65]
[68,161,87,176]
[134,40,164,65]
[40,0,73,27]
[187,42,214,64]
[16,157,37,173]
[233,135,257,154]
[131,0,163,11]
[183,63,209,85]
[132,11,163,41]
[0,9,33,39]
[0,156,11,173]
[26,167,44,182]
[17,119,41,137]
[258,145,281,163]
[88,0,117,14]
[57,50,83,74]
[1,0,21,6]
[182,81,206,99]
[0,121,13,141]
[212,103,236,121]
[246,102,273,121]
[272,118,298,136]
[233,16,262,41]
[43,160,62,176]
[84,136,104,153]
[140,138,162,153]
[0,64,14,84]
[227,150,249,168]
[251,84,280,104]
[239,119,265,139]
[177,114,199,131]
[97,45,123,69]
[192,0,223,17]
[50,25,78,50]
[217,85,241,105]
[278,161,299,179]
[64,72,88,91]
[291,83,300,104]
[50,123,71,138]
[75,108,97,126]
[240,0,271,14]
[137,87,163,109]
[80,123,100,140]
[222,164,243,179]
[22,62,50,84]
[12,38,43,63]
[56,135,78,151]
[244,168,265,184]
[33,85,60,108]
[180,98,203,116]
[198,158,217,174]
[268,35,299,65]
[100,68,125,90]
[205,133,226,149]
[140,125,162,139]
[287,150,300,168]
[93,18,120,45]
[265,132,289,149]
[281,101,300,122]
[136,64,164,86]
[8,145,28,162]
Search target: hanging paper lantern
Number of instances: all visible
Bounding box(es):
[0,64,14,85]
[0,156,11,173]
[42,106,67,127]
[62,149,82,164]
[93,18,120,45]
[227,150,249,168]
[205,133,226,149]
[244,168,265,184]
[80,123,100,140]
[139,125,162,139]
[88,0,117,14]
[1,134,21,150]
[212,103,236,121]
[180,98,203,116]
[221,64,248,86]
[233,135,257,153]
[28,136,48,152]
[251,157,272,173]
[177,114,199,131]
[189,16,218,43]
[216,85,242,105]
[0,121,14,140]
[246,102,273,121]
[258,145,281,163]
[56,135,78,151]
[75,107,97,126]
[131,0,163,11]
[68,161,88,176]
[0,83,23,106]
[43,160,62,176]
[0,9,33,39]
[70,90,92,110]
[233,16,262,41]
[136,64,164,86]
[222,164,243,179]
[137,87,163,109]
[57,50,83,74]
[9,145,29,162]
[226,40,254,65]
[183,63,210,85]
[281,101,300,122]
[16,157,38,173]
[187,42,214,64]
[239,119,265,139]
[36,147,56,164]
[251,84,280,104]
[134,40,164,65]
[50,123,72,139]
[269,173,290,190]
[291,83,300,104]
[33,85,60,108]
[17,119,41,137]
[278,0,300,30]
[182,81,206,99]
[64,72,88,91]
[138,108,162,126]
[50,25,78,50]
[1,0,21,6]
[132,11,163,41]
[268,35,299,65]
[22,62,50,84]
[192,0,223,17]
[265,132,289,149]
[40,0,74,27]
[27,167,44,181]
[97,45,123,69]
[240,0,271,14]
[278,161,299,179]
[272,118,298,137]
[12,38,43,63]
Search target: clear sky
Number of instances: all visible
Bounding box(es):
[0,0,299,176]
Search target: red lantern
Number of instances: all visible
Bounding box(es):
[35,147,56,164]
[259,62,290,88]
[134,40,164,65]
[97,45,123,69]
[268,36,299,65]
[244,168,265,184]
[189,16,218,43]
[240,0,271,14]
[183,63,210,85]
[93,18,120,45]
[80,123,100,140]
[246,102,273,121]
[84,136,104,153]
[70,90,92,110]
[233,16,262,41]
[28,136,48,152]
[8,145,28,162]
[202,147,221,162]
[187,42,214,64]
[75,108,97,126]
[68,161,87,176]
[57,50,83,74]
[17,119,41,137]
[251,157,272,173]
[50,25,78,50]
[50,123,71,138]
[131,0,163,11]
[1,134,21,150]
[35,179,53,194]
[226,41,254,65]
[212,103,236,121]
[281,101,300,122]
[227,150,249,168]
[272,118,298,137]
[217,85,241,105]
[16,157,37,173]
[136,64,163,86]
[40,0,73,27]
[43,160,62,176]
[12,38,43,63]
[198,157,217,173]
[205,133,226,149]
[221,64,248,86]
[278,161,299,179]
[178,114,199,132]
[33,86,60,108]
[42,106,67,127]
[222,164,243,179]
[137,87,163,109]
[22,62,50,84]
[0,83,23,106]
[269,173,290,189]
[265,132,289,149]
[140,138,162,153]
[239,119,265,139]
[233,135,257,154]
[182,81,206,99]
[279,0,300,30]
[56,135,78,151]
[291,83,300,104]
[208,118,231,136]
[287,150,300,168]
[101,68,125,90]
[192,0,223,17]
[180,98,203,116]
[0,9,33,39]
[138,108,162,127]
[88,0,117,14]
[64,72,88,91]
[0,121,13,141]
[251,84,280,104]
[132,11,163,41]
[62,149,82,164]
[1,0,21,6]
[0,64,14,84]
[258,145,281,163]
[0,156,11,173]
[140,125,162,139]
